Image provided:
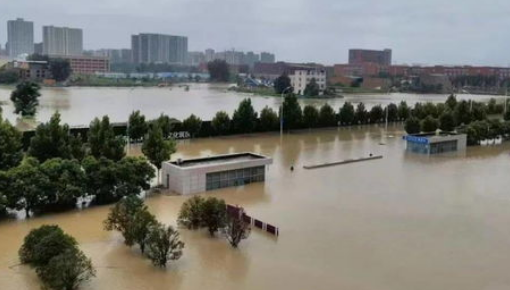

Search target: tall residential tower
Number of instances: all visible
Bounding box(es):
[43,26,83,56]
[131,33,188,64]
[7,18,34,57]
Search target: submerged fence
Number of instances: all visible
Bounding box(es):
[226,204,279,237]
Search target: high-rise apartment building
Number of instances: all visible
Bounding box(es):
[260,52,275,63]
[205,49,215,62]
[43,26,83,56]
[348,49,392,66]
[7,18,34,57]
[131,33,188,64]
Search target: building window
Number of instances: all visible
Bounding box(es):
[205,166,265,191]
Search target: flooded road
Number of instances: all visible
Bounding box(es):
[2,126,510,290]
[0,83,503,130]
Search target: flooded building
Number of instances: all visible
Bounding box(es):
[404,133,467,154]
[162,152,273,195]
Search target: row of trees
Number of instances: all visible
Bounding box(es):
[19,225,95,290]
[0,109,179,217]
[105,196,184,267]
[125,94,510,145]
[404,95,510,135]
[177,196,251,248]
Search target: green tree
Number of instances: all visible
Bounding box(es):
[201,197,227,236]
[37,247,95,290]
[153,114,176,139]
[128,110,148,141]
[223,209,251,248]
[439,111,456,132]
[182,114,202,137]
[446,94,457,110]
[177,196,205,230]
[0,117,23,170]
[423,102,438,118]
[232,99,258,133]
[420,115,439,133]
[281,94,303,130]
[19,225,64,264]
[258,106,279,131]
[88,116,125,161]
[10,82,41,116]
[405,117,421,134]
[303,78,320,97]
[339,102,355,125]
[273,74,292,94]
[211,111,231,135]
[505,110,510,121]
[412,102,426,119]
[354,103,368,124]
[29,112,74,162]
[115,156,155,197]
[49,58,72,82]
[319,103,337,127]
[207,59,230,82]
[30,229,77,267]
[145,223,184,268]
[397,101,411,121]
[0,70,19,84]
[142,124,175,184]
[302,105,319,128]
[129,209,157,254]
[488,98,498,114]
[369,105,384,123]
[104,195,145,245]
[472,102,488,121]
[82,156,119,205]
[385,103,398,122]
[7,158,50,217]
[69,134,86,161]
[41,158,86,210]
[454,100,472,125]
[0,172,8,216]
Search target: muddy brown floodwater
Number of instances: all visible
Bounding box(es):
[2,125,510,290]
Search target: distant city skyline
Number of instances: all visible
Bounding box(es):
[2,0,510,66]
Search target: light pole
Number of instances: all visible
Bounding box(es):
[280,86,293,136]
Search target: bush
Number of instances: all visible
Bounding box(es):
[201,197,227,236]
[404,117,421,134]
[19,225,64,264]
[31,230,78,267]
[177,196,204,230]
[37,248,95,290]
[420,116,439,133]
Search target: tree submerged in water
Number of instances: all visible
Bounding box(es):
[10,82,41,117]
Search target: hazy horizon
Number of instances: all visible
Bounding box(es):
[2,0,510,66]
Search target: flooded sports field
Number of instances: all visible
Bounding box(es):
[2,125,510,290]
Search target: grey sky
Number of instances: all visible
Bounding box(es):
[1,0,510,66]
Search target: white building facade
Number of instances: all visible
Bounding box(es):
[289,68,327,95]
[161,153,273,195]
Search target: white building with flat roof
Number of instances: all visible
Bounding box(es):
[161,153,273,195]
[289,68,327,95]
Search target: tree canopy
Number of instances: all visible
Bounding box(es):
[10,82,41,116]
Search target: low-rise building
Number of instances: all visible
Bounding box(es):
[289,68,327,95]
[404,133,467,155]
[52,55,109,75]
[161,152,273,195]
[4,60,51,81]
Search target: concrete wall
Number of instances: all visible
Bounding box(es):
[161,155,272,195]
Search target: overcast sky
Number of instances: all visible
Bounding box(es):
[1,0,510,66]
